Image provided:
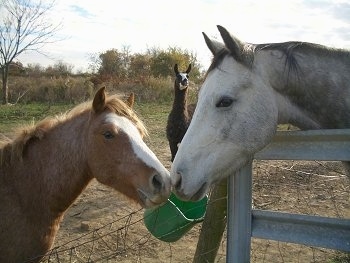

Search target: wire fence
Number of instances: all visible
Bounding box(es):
[34,160,349,262]
[250,160,349,263]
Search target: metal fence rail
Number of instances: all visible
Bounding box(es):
[226,129,350,262]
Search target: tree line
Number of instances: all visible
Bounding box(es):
[5,45,203,104]
[9,45,204,84]
[1,0,204,104]
[89,46,203,85]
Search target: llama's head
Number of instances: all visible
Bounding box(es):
[174,64,191,90]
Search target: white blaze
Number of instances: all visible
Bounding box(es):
[104,114,167,173]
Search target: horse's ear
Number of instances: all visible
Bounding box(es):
[217,25,245,62]
[186,64,192,74]
[126,92,135,108]
[92,87,106,113]
[202,32,224,55]
[174,64,179,75]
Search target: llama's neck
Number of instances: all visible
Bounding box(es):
[172,83,189,117]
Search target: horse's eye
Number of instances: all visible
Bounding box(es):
[103,131,114,139]
[216,96,234,108]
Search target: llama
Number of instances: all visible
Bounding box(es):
[166,64,195,161]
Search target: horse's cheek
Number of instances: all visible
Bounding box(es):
[86,137,113,180]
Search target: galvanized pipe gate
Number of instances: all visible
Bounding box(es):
[226,129,350,262]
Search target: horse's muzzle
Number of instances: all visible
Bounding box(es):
[139,172,171,208]
[172,170,208,201]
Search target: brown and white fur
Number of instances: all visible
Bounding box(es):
[0,87,171,262]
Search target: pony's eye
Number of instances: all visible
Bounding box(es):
[216,96,234,108]
[103,131,114,139]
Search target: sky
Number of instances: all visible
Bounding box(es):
[16,0,350,72]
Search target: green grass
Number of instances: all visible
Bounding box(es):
[0,100,171,142]
[134,101,171,160]
[0,100,172,167]
[135,101,170,136]
[329,253,350,263]
[0,103,74,135]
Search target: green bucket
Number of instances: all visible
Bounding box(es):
[144,193,208,242]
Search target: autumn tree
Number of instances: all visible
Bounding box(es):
[97,47,132,80]
[148,46,202,82]
[129,53,151,80]
[0,0,61,104]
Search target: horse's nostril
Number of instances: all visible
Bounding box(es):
[152,174,163,191]
[174,172,182,191]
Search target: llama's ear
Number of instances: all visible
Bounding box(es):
[126,92,135,108]
[174,64,179,74]
[92,87,106,113]
[186,64,192,74]
[217,25,245,62]
[202,32,224,55]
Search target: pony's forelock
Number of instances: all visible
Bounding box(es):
[104,95,148,138]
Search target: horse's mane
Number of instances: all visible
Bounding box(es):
[206,40,350,80]
[256,41,350,59]
[206,45,254,77]
[0,94,147,168]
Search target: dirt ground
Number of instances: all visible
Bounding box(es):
[43,142,349,262]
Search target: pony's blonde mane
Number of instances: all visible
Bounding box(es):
[0,94,147,168]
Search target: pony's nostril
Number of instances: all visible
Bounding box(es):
[151,174,163,191]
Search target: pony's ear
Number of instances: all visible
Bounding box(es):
[126,92,135,108]
[174,64,179,75]
[186,64,192,74]
[92,87,106,113]
[202,32,224,55]
[217,25,245,62]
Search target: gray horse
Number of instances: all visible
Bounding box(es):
[171,25,350,201]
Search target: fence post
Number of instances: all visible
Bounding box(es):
[193,178,227,263]
[226,161,253,263]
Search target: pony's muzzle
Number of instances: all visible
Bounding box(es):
[148,172,171,202]
[151,173,166,192]
[138,172,171,208]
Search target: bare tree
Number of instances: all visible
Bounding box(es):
[0,0,61,104]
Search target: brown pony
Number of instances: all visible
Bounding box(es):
[0,87,171,263]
